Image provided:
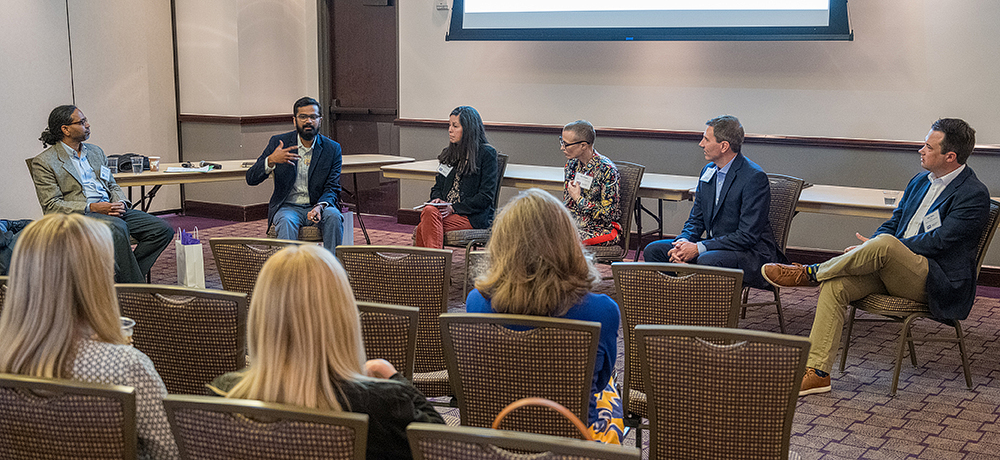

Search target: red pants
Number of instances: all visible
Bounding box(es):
[414,205,472,249]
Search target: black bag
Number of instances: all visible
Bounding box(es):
[107,153,149,172]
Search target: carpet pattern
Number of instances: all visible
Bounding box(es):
[152,215,1000,459]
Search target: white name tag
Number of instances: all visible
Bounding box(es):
[923,210,942,232]
[437,163,453,176]
[575,173,594,190]
[100,165,112,181]
[700,167,717,182]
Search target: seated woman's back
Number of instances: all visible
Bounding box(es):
[211,244,443,460]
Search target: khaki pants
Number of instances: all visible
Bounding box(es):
[808,234,929,372]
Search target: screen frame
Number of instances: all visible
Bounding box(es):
[446,1,853,41]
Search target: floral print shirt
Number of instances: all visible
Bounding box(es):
[564,152,621,243]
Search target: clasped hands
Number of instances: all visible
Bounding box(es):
[666,239,699,264]
[428,198,454,217]
[90,201,127,217]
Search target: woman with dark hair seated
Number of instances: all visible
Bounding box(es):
[466,188,624,444]
[0,214,178,459]
[414,105,499,248]
[209,244,444,460]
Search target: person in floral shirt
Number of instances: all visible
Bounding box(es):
[561,120,621,245]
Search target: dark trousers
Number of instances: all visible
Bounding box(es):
[88,209,174,283]
[643,238,770,289]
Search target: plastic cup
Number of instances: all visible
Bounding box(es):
[148,156,161,172]
[132,159,144,174]
[107,157,118,173]
[883,191,900,206]
[121,316,135,340]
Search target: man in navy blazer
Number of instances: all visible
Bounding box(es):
[763,118,991,396]
[644,115,785,289]
[247,97,343,251]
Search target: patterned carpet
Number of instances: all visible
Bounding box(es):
[154,214,1000,459]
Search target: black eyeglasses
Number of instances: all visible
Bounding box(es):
[296,114,322,121]
[559,137,587,148]
[65,118,88,126]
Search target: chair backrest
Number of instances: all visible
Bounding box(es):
[440,313,599,439]
[974,200,1000,278]
[594,161,645,263]
[116,284,248,394]
[0,373,138,459]
[336,246,452,374]
[612,262,744,414]
[493,153,509,209]
[407,423,641,460]
[0,275,8,314]
[357,301,419,379]
[164,394,368,460]
[765,174,805,251]
[637,325,808,460]
[463,249,488,299]
[209,237,307,304]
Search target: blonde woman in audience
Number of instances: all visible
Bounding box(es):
[0,213,178,459]
[466,188,624,444]
[209,244,444,460]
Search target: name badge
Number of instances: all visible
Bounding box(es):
[575,173,594,190]
[923,210,942,232]
[437,163,453,176]
[100,165,112,181]
[700,167,717,182]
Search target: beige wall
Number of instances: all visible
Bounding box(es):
[1,0,178,218]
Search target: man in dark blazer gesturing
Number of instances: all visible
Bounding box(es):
[763,118,991,397]
[644,115,785,289]
[247,97,343,251]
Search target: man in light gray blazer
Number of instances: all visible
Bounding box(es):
[29,105,173,283]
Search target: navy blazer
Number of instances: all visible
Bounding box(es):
[429,144,498,229]
[679,153,786,276]
[873,167,990,320]
[246,131,342,226]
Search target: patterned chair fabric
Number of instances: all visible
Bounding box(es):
[164,395,368,460]
[637,325,808,460]
[0,374,138,459]
[0,275,7,315]
[440,313,599,440]
[336,246,453,398]
[209,237,307,305]
[265,224,323,242]
[611,262,744,445]
[590,161,644,264]
[741,174,805,333]
[463,249,488,300]
[116,284,248,395]
[407,423,640,460]
[840,199,1000,396]
[358,301,419,379]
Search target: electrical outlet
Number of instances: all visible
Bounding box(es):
[436,1,449,11]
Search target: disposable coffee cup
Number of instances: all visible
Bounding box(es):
[132,159,144,174]
[121,316,135,340]
[148,156,161,172]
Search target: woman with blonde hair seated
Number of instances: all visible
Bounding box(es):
[466,188,624,444]
[0,213,178,459]
[209,244,444,460]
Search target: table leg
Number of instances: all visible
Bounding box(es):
[351,173,371,244]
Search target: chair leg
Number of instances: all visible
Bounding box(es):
[839,306,858,373]
[740,287,749,319]
[954,321,974,389]
[905,327,918,367]
[773,288,786,334]
[891,314,920,396]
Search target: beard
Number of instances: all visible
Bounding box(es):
[297,124,317,141]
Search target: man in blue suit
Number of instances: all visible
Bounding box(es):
[763,118,991,396]
[246,97,343,251]
[644,115,785,289]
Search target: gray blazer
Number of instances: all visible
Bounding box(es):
[30,143,128,214]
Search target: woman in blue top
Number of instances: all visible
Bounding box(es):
[465,188,624,444]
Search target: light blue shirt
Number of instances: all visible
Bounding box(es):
[63,143,109,213]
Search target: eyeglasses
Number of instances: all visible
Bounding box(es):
[296,114,322,121]
[559,137,587,148]
[65,118,88,126]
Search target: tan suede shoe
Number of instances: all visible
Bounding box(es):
[761,263,819,288]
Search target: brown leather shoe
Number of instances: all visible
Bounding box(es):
[761,263,818,288]
[799,368,832,396]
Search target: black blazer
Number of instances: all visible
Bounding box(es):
[874,167,990,320]
[429,144,499,229]
[246,131,342,226]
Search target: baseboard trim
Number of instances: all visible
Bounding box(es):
[184,201,268,222]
